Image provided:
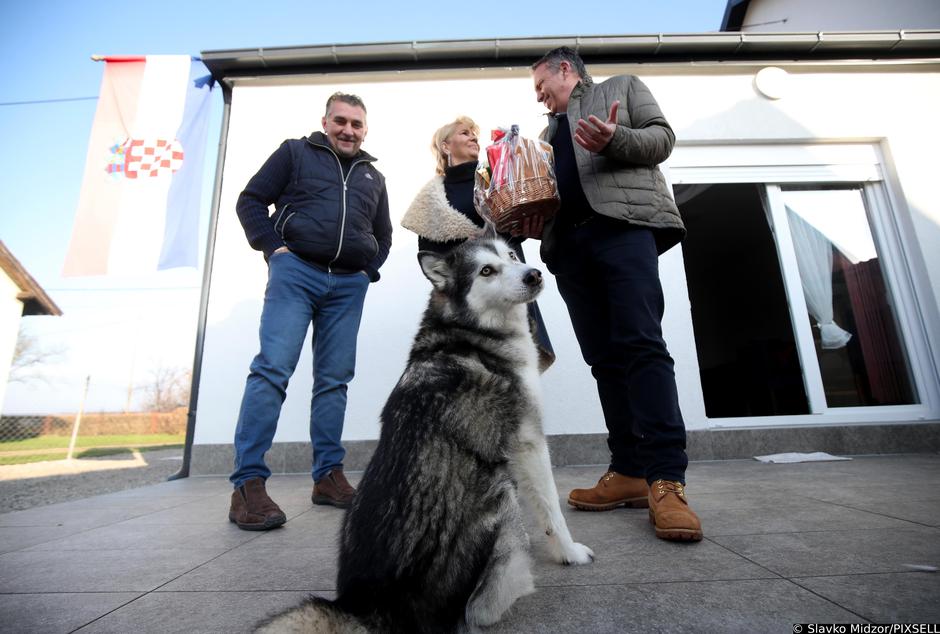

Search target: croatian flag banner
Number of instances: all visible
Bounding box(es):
[63,55,213,276]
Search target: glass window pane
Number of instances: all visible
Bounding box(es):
[781,187,917,407]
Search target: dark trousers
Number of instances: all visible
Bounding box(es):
[553,218,688,484]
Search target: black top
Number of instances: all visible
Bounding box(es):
[550,114,594,227]
[443,161,482,224]
[418,162,482,254]
[338,153,357,179]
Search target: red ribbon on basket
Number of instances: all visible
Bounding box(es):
[486,126,518,189]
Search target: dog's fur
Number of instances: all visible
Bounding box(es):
[257,237,592,634]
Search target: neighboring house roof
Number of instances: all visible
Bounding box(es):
[721,0,752,31]
[200,30,940,80]
[0,241,62,316]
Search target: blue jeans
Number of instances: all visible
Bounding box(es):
[231,251,369,487]
[553,218,688,484]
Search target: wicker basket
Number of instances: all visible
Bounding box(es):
[485,176,559,234]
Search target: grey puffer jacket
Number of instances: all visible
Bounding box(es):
[540,74,685,258]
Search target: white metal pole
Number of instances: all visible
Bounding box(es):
[66,375,91,461]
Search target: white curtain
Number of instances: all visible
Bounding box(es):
[785,205,852,349]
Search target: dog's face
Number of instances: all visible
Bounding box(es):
[419,239,543,327]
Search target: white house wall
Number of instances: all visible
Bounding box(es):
[194,62,940,446]
[737,0,940,31]
[0,273,23,412]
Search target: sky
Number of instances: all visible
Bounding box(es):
[0,0,728,414]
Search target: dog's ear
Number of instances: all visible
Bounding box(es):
[481,221,499,241]
[418,251,451,290]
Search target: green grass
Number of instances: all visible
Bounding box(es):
[0,433,185,452]
[0,435,185,466]
[0,452,70,466]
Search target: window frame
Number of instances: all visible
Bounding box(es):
[668,142,939,427]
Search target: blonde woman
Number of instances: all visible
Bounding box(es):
[402,116,555,371]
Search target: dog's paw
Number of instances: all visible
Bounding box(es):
[552,541,594,566]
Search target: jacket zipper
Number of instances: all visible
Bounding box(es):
[309,139,369,272]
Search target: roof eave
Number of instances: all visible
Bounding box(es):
[0,242,63,317]
[200,30,940,81]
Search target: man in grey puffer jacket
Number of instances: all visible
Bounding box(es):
[531,47,701,542]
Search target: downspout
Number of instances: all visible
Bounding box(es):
[169,79,233,480]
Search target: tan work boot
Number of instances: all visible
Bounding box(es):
[568,471,650,511]
[648,479,703,542]
[312,468,357,508]
[229,477,287,531]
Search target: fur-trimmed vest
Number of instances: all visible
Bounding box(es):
[401,175,483,245]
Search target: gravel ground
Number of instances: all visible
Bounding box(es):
[0,448,185,513]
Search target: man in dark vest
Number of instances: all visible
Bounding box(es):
[531,47,701,542]
[228,92,392,530]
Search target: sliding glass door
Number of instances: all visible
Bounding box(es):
[675,179,919,420]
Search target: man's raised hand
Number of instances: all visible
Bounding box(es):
[574,100,619,153]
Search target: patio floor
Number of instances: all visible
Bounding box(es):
[1,453,939,632]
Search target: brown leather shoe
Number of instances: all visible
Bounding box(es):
[648,479,703,542]
[229,477,286,531]
[568,471,650,511]
[312,468,356,508]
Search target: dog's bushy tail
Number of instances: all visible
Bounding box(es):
[255,595,369,634]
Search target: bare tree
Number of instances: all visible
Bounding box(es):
[9,330,65,384]
[137,364,192,412]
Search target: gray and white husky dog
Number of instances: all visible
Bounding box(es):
[257,237,593,634]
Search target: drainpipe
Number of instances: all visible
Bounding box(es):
[169,79,233,481]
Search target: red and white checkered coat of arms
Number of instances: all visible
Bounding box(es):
[106,138,184,179]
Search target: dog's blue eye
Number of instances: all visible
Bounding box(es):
[480,265,494,277]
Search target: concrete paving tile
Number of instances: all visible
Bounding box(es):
[712,527,940,577]
[489,579,863,633]
[1,454,937,632]
[794,572,940,622]
[75,591,322,634]
[0,505,147,529]
[29,479,231,511]
[117,495,246,526]
[802,481,937,504]
[118,480,337,527]
[0,592,142,634]
[683,489,810,511]
[774,480,938,504]
[22,520,262,551]
[801,487,940,526]
[0,524,85,554]
[39,494,199,513]
[691,455,940,487]
[834,498,940,527]
[250,507,346,549]
[540,506,653,547]
[700,499,917,536]
[687,464,862,492]
[0,548,228,592]
[158,546,338,592]
[530,538,777,586]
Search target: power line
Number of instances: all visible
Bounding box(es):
[0,96,98,107]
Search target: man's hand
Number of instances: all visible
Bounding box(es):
[273,246,290,255]
[509,214,545,239]
[574,100,619,153]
